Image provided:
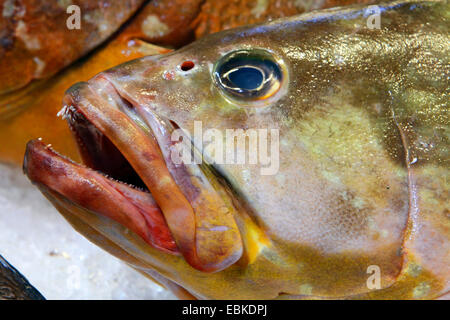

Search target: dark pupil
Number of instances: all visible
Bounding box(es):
[214,49,282,100]
[227,67,263,90]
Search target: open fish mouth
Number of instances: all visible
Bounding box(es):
[23,74,243,273]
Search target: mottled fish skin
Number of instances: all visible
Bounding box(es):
[26,0,449,299]
[0,255,45,300]
[0,0,146,97]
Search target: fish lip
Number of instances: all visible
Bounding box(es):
[22,79,185,255]
[28,76,243,273]
[63,80,198,258]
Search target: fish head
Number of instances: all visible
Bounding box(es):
[23,1,449,299]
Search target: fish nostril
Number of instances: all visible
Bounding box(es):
[180,61,195,71]
[168,119,180,129]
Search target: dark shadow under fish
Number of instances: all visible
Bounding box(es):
[0,254,45,300]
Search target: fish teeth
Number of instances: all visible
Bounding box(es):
[57,105,79,121]
[56,105,67,119]
[56,103,149,193]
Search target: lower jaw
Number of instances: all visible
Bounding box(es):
[23,138,179,254]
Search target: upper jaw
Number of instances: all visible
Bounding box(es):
[24,74,243,273]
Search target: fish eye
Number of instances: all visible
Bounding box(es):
[213,49,283,102]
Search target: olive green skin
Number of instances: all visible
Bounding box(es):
[40,0,448,299]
